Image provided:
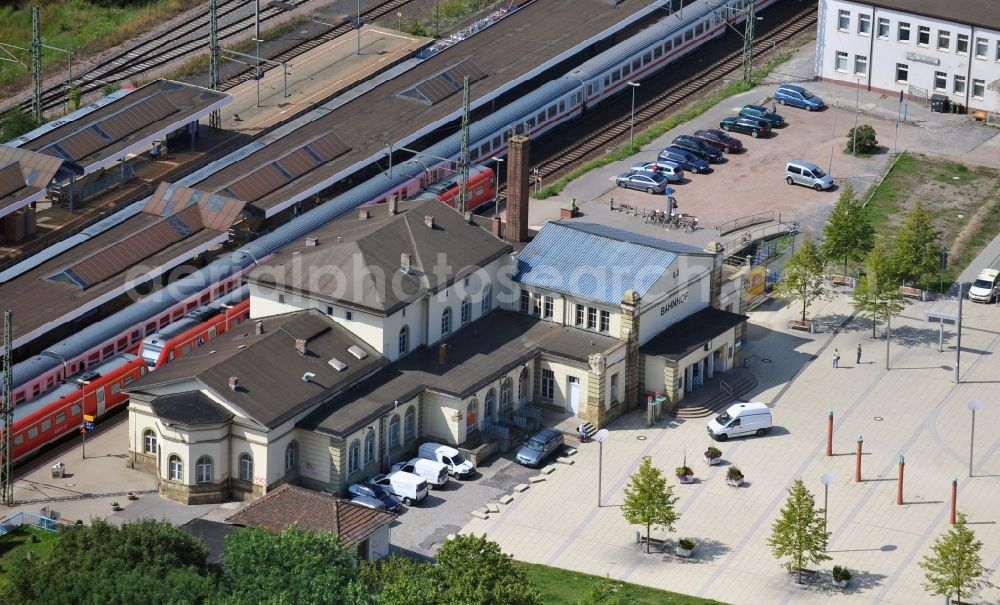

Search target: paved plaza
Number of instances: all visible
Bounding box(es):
[462,292,1000,605]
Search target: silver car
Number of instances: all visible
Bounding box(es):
[629,161,683,182]
[616,170,671,194]
[785,160,834,191]
[515,428,565,467]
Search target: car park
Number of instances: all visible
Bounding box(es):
[616,170,672,193]
[391,457,450,489]
[774,84,824,111]
[693,128,743,153]
[719,115,771,138]
[785,160,834,191]
[629,161,684,182]
[346,482,403,511]
[671,135,724,163]
[968,269,1000,303]
[707,402,773,441]
[739,104,785,128]
[369,471,429,506]
[657,147,710,173]
[515,428,565,467]
[418,442,476,478]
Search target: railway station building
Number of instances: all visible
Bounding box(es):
[815,0,1000,114]
[125,199,746,503]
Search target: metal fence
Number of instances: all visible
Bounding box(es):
[0,511,72,537]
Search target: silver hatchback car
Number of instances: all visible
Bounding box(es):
[616,170,671,193]
[629,161,683,182]
[785,160,834,191]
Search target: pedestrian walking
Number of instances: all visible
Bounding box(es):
[856,344,862,364]
[833,348,840,368]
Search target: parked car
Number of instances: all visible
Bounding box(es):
[516,428,565,467]
[616,170,672,193]
[719,115,771,138]
[347,482,402,511]
[391,457,449,489]
[369,471,428,506]
[774,83,824,111]
[707,402,773,441]
[657,147,710,173]
[629,161,683,182]
[418,442,476,478]
[671,135,724,163]
[785,160,834,191]
[349,494,388,511]
[693,128,743,153]
[739,104,785,128]
[969,268,1000,303]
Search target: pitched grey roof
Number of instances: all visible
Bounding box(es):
[150,391,233,426]
[859,0,1000,32]
[248,199,512,316]
[640,306,748,361]
[127,310,388,429]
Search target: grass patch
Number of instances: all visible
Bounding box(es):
[534,51,794,199]
[516,562,725,605]
[402,0,507,38]
[0,526,59,584]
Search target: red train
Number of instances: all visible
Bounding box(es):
[5,290,251,465]
[409,164,498,212]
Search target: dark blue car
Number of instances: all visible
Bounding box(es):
[657,147,710,173]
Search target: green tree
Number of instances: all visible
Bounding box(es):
[891,200,940,287]
[69,83,82,112]
[0,518,216,605]
[920,513,993,603]
[845,124,879,154]
[773,238,831,322]
[822,183,875,274]
[355,555,439,605]
[768,479,831,585]
[0,110,41,143]
[621,456,679,554]
[852,239,908,337]
[217,525,357,605]
[434,534,541,605]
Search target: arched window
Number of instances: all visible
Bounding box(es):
[518,367,530,405]
[196,456,213,484]
[500,378,512,413]
[143,429,157,454]
[484,388,496,422]
[404,407,416,441]
[168,455,183,481]
[398,326,409,356]
[441,308,452,337]
[389,415,401,448]
[239,452,253,482]
[364,429,376,464]
[349,439,360,473]
[466,398,478,433]
[461,298,471,324]
[285,441,298,471]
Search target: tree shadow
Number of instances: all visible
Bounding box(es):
[663,537,731,564]
[786,568,888,594]
[886,324,948,348]
[812,312,859,334]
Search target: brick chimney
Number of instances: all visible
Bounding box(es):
[228,376,239,391]
[424,215,435,229]
[254,320,264,335]
[505,134,531,243]
[438,343,448,364]
[400,252,412,273]
[389,194,398,215]
[295,338,308,355]
[358,208,370,220]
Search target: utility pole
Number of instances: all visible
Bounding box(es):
[31,5,42,123]
[209,0,221,129]
[1,311,13,506]
[741,0,755,87]
[458,75,471,213]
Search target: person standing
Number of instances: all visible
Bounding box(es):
[833,348,840,368]
[856,344,862,364]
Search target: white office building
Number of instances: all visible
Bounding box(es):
[816,0,1000,113]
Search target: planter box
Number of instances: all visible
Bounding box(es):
[560,208,580,219]
[704,456,721,466]
[726,478,743,487]
[832,578,849,588]
[676,474,695,484]
[675,546,694,557]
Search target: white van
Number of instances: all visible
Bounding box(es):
[418,442,475,479]
[392,457,449,489]
[369,471,428,506]
[968,268,1000,303]
[707,402,773,441]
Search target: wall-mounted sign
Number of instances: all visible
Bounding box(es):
[905,52,939,66]
[659,291,689,316]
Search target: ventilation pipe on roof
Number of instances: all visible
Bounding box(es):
[401,253,412,274]
[228,376,239,391]
[358,208,370,220]
[438,343,448,364]
[295,338,308,355]
[389,194,398,215]
[302,372,316,383]
[255,320,264,335]
[424,215,435,229]
[464,211,474,224]
[336,236,343,243]
[305,236,319,247]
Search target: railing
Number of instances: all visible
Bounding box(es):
[483,422,510,439]
[714,211,775,236]
[0,511,72,537]
[720,380,734,403]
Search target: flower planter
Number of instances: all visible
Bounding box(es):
[676,474,695,484]
[832,578,849,589]
[726,478,743,488]
[704,455,721,466]
[675,545,694,558]
[127,492,138,501]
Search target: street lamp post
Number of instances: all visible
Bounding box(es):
[819,472,833,536]
[852,77,862,157]
[627,81,640,148]
[967,400,981,477]
[594,429,609,507]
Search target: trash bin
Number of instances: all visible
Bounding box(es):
[930,94,949,113]
[51,462,65,478]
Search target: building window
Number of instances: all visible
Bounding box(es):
[326,305,333,315]
[520,290,530,313]
[441,308,452,336]
[461,298,471,324]
[143,429,157,454]
[897,21,910,42]
[481,286,491,313]
[574,304,584,326]
[466,399,478,432]
[404,407,415,441]
[484,388,496,421]
[543,296,553,319]
[345,310,353,321]
[876,17,889,39]
[610,373,619,402]
[975,37,988,58]
[194,456,212,484]
[364,430,375,463]
[285,441,298,471]
[541,369,554,400]
[389,415,400,448]
[954,75,966,95]
[398,326,409,356]
[854,54,868,76]
[937,30,950,51]
[499,378,512,413]
[835,51,848,72]
[837,9,849,31]
[239,453,253,482]
[518,367,529,404]
[857,14,870,35]
[586,307,597,329]
[934,71,947,91]
[168,455,182,481]
[918,26,929,46]
[973,79,985,99]
[349,439,360,473]
[896,63,909,82]
[957,34,968,55]
[599,310,610,332]
[531,293,542,316]
[996,40,1000,60]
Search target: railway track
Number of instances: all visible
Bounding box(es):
[496,5,818,203]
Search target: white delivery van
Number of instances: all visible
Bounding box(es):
[418,442,475,479]
[968,268,1000,303]
[391,457,449,489]
[369,471,428,506]
[707,402,773,441]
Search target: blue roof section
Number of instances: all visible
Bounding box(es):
[559,222,712,256]
[516,222,682,305]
